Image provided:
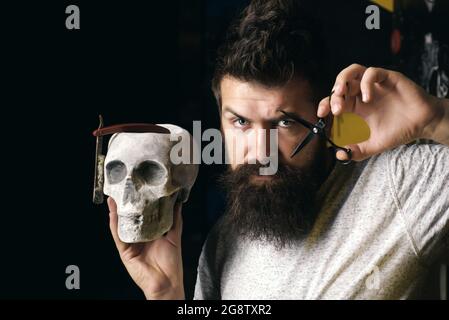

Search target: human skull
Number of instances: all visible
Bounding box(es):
[103,124,198,243]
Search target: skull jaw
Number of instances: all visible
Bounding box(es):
[117,192,179,243]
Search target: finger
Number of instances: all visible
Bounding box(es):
[107,195,117,212]
[165,202,183,247]
[360,67,389,103]
[330,79,361,100]
[329,89,345,115]
[331,66,367,115]
[317,96,331,117]
[333,63,367,97]
[345,79,362,97]
[342,140,379,162]
[336,149,351,162]
[108,197,128,253]
[328,85,358,116]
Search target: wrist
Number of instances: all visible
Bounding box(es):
[422,95,449,144]
[143,285,185,300]
[420,95,449,142]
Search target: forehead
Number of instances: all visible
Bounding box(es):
[105,133,172,163]
[220,76,315,115]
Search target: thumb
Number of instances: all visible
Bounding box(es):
[107,196,117,213]
[107,197,128,253]
[165,202,183,247]
[338,140,379,162]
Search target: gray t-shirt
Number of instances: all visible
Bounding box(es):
[194,144,449,299]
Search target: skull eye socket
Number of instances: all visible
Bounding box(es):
[106,160,127,184]
[133,161,167,186]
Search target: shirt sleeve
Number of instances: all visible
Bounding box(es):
[387,143,449,264]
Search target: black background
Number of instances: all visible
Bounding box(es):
[0,0,445,299]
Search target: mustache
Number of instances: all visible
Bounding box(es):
[221,162,307,186]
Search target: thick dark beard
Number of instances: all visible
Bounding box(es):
[219,160,326,250]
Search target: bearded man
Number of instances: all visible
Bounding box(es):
[107,0,449,299]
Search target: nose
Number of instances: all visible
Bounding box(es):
[247,125,273,164]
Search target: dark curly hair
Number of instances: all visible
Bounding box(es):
[212,0,330,109]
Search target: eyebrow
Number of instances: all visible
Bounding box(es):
[222,106,301,123]
[277,109,316,130]
[222,106,247,120]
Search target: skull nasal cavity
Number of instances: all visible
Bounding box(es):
[132,161,167,187]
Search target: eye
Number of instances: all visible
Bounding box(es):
[106,160,127,184]
[233,118,249,128]
[277,119,295,128]
[133,161,167,187]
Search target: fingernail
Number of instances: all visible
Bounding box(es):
[362,93,368,102]
[333,103,341,113]
[332,84,340,94]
